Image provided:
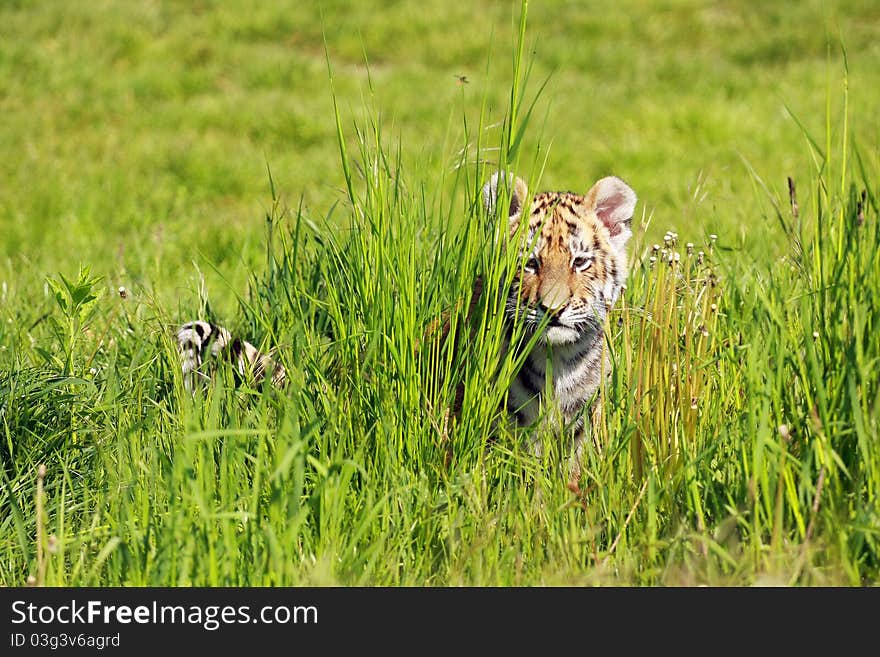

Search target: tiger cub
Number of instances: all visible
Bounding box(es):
[176,320,286,391]
[483,172,636,471]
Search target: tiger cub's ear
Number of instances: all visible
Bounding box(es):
[585,176,637,253]
[482,171,529,232]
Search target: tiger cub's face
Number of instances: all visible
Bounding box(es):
[483,173,637,346]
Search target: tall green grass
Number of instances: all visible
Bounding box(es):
[1,5,878,586]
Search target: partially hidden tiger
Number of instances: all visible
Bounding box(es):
[176,171,636,477]
[176,320,286,392]
[478,172,636,475]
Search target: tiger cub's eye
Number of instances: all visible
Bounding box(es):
[571,255,592,271]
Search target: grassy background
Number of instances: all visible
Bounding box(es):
[0,0,878,585]
[3,0,879,310]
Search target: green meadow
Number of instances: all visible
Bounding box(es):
[1,0,878,585]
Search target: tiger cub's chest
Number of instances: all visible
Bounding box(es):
[505,330,606,431]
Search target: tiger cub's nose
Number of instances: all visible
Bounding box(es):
[539,282,569,314]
